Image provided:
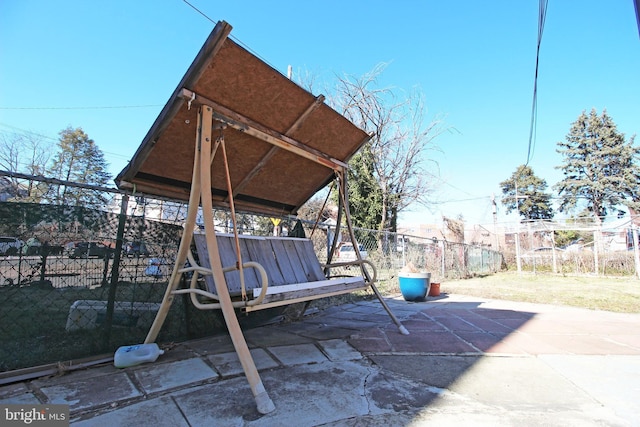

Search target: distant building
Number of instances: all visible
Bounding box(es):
[397,223,442,242]
[399,219,506,250]
[0,176,27,201]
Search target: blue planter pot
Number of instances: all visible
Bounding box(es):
[398,272,431,302]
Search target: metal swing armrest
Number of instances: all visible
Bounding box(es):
[322,259,377,284]
[171,252,269,309]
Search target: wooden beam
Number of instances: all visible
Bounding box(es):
[252,277,365,298]
[230,146,279,200]
[244,280,369,312]
[230,95,326,199]
[180,88,347,171]
[286,94,325,135]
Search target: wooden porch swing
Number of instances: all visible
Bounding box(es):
[116,21,408,415]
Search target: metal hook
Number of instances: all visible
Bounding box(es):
[187,91,196,110]
[213,122,227,143]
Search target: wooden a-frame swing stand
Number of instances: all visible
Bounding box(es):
[143,105,409,414]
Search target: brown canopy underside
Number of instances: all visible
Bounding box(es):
[115,21,370,216]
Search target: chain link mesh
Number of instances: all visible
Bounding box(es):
[0,176,502,373]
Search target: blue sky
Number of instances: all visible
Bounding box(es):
[1,1,638,227]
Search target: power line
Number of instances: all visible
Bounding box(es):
[182,0,215,24]
[0,104,162,111]
[424,171,481,198]
[0,123,57,141]
[434,196,490,205]
[0,123,132,161]
[180,0,297,81]
[525,0,549,166]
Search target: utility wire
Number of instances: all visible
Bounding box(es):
[181,0,294,80]
[0,105,162,111]
[525,0,549,166]
[0,122,56,141]
[182,0,215,24]
[0,123,131,160]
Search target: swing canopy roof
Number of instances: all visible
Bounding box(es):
[116,21,370,216]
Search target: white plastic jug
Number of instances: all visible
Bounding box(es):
[114,343,164,368]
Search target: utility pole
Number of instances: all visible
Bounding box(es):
[515,183,522,274]
[632,223,640,279]
[492,193,499,251]
[513,181,529,275]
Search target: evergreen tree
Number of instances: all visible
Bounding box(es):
[500,165,554,220]
[555,109,640,225]
[345,145,383,230]
[47,127,112,209]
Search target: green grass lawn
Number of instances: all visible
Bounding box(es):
[429,272,640,313]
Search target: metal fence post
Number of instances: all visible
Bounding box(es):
[102,194,129,349]
[632,224,640,279]
[440,240,445,278]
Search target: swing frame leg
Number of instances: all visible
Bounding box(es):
[336,170,409,336]
[145,106,275,414]
[199,106,275,414]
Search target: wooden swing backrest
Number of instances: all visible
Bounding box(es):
[193,233,326,297]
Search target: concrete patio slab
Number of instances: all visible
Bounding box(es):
[1,293,639,426]
[37,371,141,412]
[132,357,217,394]
[207,348,279,377]
[267,343,328,365]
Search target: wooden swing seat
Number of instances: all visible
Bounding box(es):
[190,233,372,311]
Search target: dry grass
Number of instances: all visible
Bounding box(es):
[428,272,640,313]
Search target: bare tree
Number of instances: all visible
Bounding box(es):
[442,215,465,243]
[330,63,446,232]
[0,131,51,200]
[0,132,22,173]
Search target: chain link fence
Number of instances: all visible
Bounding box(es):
[0,173,501,374]
[501,218,640,276]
